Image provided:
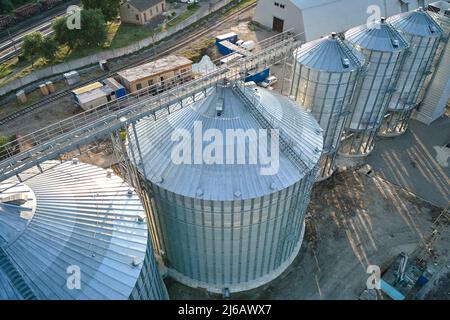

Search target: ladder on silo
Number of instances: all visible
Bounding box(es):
[232,84,310,174]
[0,247,37,300]
[0,32,302,183]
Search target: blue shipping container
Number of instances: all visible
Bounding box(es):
[215,32,238,44]
[245,68,270,83]
[217,41,236,55]
[115,87,126,99]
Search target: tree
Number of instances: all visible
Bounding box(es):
[21,32,43,67]
[21,32,58,65]
[53,16,78,49]
[53,9,107,49]
[40,37,59,62]
[78,9,107,47]
[81,0,121,22]
[0,0,13,14]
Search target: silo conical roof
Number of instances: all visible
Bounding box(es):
[388,7,443,37]
[128,84,323,201]
[0,161,154,300]
[345,18,409,52]
[293,33,365,72]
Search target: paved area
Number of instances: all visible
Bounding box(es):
[367,116,450,208]
[165,170,448,299]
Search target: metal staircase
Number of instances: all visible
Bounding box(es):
[232,83,310,174]
[0,32,302,182]
[0,247,36,300]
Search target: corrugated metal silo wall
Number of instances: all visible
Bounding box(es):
[290,64,359,179]
[415,12,450,124]
[381,32,441,135]
[130,234,169,300]
[341,47,406,156]
[144,170,317,293]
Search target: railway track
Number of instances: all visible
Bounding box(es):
[0,1,257,127]
[0,1,79,63]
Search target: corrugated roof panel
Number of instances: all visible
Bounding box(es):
[0,161,151,300]
[388,8,444,37]
[128,84,323,202]
[293,33,365,72]
[71,82,103,95]
[345,19,410,52]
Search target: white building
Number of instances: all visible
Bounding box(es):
[253,0,432,41]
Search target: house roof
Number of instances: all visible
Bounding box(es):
[117,55,192,83]
[125,0,163,12]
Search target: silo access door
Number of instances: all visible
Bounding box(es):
[272,16,284,33]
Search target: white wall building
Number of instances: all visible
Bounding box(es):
[253,0,433,41]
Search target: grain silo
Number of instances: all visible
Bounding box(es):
[127,82,323,293]
[290,33,365,180]
[340,18,409,157]
[380,8,443,136]
[414,1,450,125]
[0,160,167,300]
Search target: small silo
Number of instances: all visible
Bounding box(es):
[414,1,450,124]
[380,8,443,136]
[340,18,409,157]
[0,160,167,300]
[290,33,365,180]
[127,82,323,293]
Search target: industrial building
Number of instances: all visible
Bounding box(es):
[0,160,167,300]
[414,1,450,124]
[117,55,192,93]
[126,81,323,293]
[71,78,126,111]
[290,32,365,180]
[380,8,443,136]
[340,18,410,157]
[253,0,433,41]
[120,0,166,26]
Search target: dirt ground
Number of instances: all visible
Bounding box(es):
[165,170,448,300]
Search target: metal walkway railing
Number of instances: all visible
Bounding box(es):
[0,32,302,182]
[232,83,310,174]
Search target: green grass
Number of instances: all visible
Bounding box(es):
[179,38,215,63]
[166,4,199,29]
[109,23,161,49]
[225,0,257,15]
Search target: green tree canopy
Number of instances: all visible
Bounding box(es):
[52,9,107,49]
[81,0,121,22]
[21,32,58,65]
[0,0,13,14]
[21,32,44,66]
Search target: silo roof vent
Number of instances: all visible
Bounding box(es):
[342,58,350,68]
[131,257,143,267]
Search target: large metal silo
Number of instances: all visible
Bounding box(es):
[0,160,167,300]
[380,8,443,136]
[290,33,365,180]
[127,82,323,293]
[340,18,409,157]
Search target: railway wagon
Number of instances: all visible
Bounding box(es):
[13,3,40,19]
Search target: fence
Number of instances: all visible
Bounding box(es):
[0,0,237,97]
